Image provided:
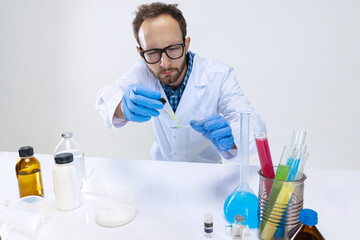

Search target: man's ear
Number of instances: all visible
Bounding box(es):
[185,37,191,54]
[136,46,145,61]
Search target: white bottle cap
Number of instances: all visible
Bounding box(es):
[204,213,213,223]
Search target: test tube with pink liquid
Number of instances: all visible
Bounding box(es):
[255,132,275,179]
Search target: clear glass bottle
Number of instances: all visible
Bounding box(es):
[15,146,44,197]
[54,132,85,187]
[289,209,325,240]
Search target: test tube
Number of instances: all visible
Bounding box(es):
[255,132,275,179]
[287,145,307,181]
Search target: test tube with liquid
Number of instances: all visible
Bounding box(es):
[255,132,275,179]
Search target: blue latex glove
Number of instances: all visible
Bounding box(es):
[122,84,164,122]
[190,114,234,151]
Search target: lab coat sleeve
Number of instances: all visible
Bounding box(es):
[95,60,147,129]
[217,67,266,159]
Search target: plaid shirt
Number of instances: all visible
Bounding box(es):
[161,51,194,112]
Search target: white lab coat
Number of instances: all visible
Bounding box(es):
[95,52,266,163]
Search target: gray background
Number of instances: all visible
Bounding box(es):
[1,0,359,170]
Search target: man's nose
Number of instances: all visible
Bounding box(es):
[159,52,171,68]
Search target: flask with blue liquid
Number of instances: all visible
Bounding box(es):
[223,113,258,228]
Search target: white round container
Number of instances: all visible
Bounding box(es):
[95,190,136,227]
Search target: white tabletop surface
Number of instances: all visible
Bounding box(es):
[1,151,359,239]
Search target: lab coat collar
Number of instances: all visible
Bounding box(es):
[171,53,208,120]
[189,54,208,87]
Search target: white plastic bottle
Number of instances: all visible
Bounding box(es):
[53,153,81,211]
[54,132,86,187]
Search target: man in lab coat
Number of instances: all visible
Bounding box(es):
[95,2,266,163]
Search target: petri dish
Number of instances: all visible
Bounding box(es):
[95,190,136,227]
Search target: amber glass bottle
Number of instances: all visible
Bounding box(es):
[16,146,44,197]
[290,209,325,240]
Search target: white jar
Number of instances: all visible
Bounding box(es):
[53,153,81,211]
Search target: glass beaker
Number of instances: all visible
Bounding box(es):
[223,113,258,228]
[4,196,45,239]
[258,169,306,240]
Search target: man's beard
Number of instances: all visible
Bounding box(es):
[149,58,187,86]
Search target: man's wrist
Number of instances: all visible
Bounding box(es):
[114,100,126,119]
[231,143,237,150]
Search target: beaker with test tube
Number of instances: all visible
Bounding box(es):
[258,130,308,240]
[223,113,258,229]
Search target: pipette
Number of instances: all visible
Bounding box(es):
[158,98,182,128]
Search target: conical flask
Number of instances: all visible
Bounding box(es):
[223,113,258,228]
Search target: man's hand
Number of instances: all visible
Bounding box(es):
[190,114,234,151]
[121,84,163,122]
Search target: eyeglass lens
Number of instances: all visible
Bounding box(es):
[143,44,184,64]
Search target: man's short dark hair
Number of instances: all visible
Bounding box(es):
[132,2,187,46]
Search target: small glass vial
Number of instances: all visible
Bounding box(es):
[231,215,249,240]
[204,213,213,238]
[53,153,81,211]
[15,146,44,197]
[289,209,325,240]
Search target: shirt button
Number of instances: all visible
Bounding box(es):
[174,153,177,155]
[173,136,176,139]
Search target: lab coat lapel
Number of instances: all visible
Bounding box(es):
[174,55,208,122]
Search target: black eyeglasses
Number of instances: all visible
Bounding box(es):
[140,42,185,64]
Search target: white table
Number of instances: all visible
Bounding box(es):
[0,152,359,239]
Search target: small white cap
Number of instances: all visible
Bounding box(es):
[204,213,213,223]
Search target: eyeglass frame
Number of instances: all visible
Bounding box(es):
[139,42,186,64]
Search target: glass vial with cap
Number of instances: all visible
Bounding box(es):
[53,153,81,211]
[204,213,213,238]
[231,215,249,240]
[54,132,86,187]
[15,146,44,197]
[289,209,325,240]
